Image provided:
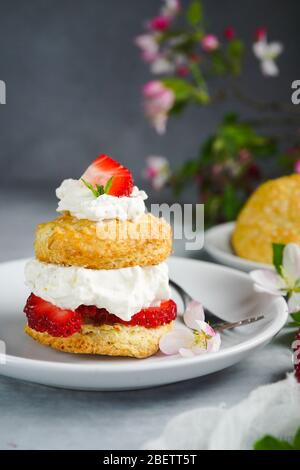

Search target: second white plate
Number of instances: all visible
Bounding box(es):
[205,222,272,272]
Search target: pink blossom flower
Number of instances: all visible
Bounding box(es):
[159,300,221,357]
[162,0,181,19]
[135,34,159,63]
[295,160,300,174]
[201,34,219,52]
[149,15,170,31]
[250,243,300,313]
[224,26,235,41]
[143,156,171,190]
[143,81,175,134]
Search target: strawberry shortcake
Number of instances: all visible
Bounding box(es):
[24,155,176,358]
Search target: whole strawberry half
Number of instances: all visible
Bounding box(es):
[24,293,82,337]
[77,299,177,328]
[81,154,134,197]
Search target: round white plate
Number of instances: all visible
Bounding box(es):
[205,222,272,272]
[0,257,287,390]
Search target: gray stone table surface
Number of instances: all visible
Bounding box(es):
[0,187,294,450]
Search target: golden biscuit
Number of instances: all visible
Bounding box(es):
[35,213,172,270]
[232,174,300,264]
[25,322,173,359]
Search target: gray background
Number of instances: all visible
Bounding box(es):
[0,0,299,193]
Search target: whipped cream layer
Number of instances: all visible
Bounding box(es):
[56,179,148,222]
[25,259,170,321]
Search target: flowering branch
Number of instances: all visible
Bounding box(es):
[136,1,299,225]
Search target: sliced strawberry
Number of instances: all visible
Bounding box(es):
[24,295,177,337]
[81,154,134,197]
[77,299,177,328]
[24,294,82,337]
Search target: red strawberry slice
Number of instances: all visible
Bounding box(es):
[24,294,82,337]
[24,295,177,337]
[81,154,134,197]
[77,299,177,328]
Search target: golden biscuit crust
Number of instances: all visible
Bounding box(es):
[35,213,172,269]
[232,174,300,264]
[25,322,173,359]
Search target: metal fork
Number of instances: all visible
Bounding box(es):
[169,279,264,332]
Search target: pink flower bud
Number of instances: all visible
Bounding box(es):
[150,16,170,31]
[224,26,235,41]
[254,26,267,41]
[176,65,189,76]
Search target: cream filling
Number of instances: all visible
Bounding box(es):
[25,259,170,322]
[56,179,148,222]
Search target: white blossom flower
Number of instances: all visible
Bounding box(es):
[150,56,175,75]
[161,0,181,19]
[160,300,221,357]
[253,37,283,76]
[250,243,300,313]
[135,34,159,63]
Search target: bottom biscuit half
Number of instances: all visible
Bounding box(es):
[25,322,173,359]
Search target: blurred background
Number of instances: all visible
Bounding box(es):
[0,0,299,260]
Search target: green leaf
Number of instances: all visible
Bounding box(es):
[223,183,241,221]
[227,39,244,59]
[193,88,210,104]
[81,176,114,198]
[96,184,105,196]
[223,113,238,125]
[287,321,300,328]
[254,435,294,451]
[254,427,300,450]
[104,176,114,194]
[272,243,285,275]
[292,428,300,449]
[162,78,194,103]
[210,51,228,75]
[186,0,203,26]
[226,39,244,76]
[291,311,300,323]
[169,100,188,115]
[81,178,99,197]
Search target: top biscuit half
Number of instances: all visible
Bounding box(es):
[35,212,172,270]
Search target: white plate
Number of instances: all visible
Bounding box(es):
[0,257,287,390]
[205,222,272,272]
